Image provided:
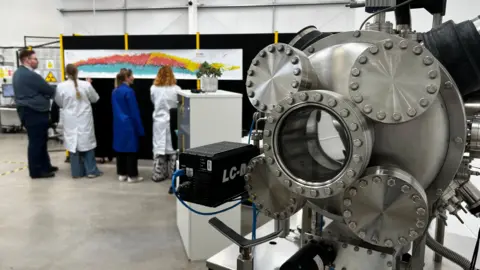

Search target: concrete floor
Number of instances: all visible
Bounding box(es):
[0,133,215,270]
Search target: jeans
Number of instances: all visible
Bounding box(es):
[17,106,52,178]
[116,152,138,177]
[70,149,102,178]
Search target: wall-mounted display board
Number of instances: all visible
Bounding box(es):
[64,49,243,80]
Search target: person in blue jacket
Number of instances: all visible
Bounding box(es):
[112,69,145,183]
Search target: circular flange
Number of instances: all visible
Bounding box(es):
[263,90,374,199]
[246,43,320,113]
[341,166,429,247]
[244,155,306,220]
[348,39,441,124]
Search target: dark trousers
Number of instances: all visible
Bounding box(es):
[116,152,138,177]
[17,106,52,178]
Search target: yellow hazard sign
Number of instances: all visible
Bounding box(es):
[46,60,55,69]
[45,71,57,83]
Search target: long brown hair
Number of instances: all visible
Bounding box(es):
[66,64,80,99]
[115,68,132,88]
[153,66,176,87]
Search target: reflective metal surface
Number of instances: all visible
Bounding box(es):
[246,43,320,113]
[245,156,306,220]
[341,166,429,247]
[348,39,441,124]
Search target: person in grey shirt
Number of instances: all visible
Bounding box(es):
[12,49,58,179]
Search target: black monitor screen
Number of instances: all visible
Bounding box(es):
[2,84,14,98]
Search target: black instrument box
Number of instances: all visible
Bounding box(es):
[178,141,260,208]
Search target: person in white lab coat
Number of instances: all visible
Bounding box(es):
[150,66,179,183]
[55,64,103,178]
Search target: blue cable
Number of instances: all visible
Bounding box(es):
[172,169,244,216]
[247,118,255,145]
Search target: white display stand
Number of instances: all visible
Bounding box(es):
[175,89,243,261]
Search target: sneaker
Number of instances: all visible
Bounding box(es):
[88,172,104,179]
[128,177,144,183]
[118,175,127,182]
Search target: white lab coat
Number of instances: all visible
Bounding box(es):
[55,79,100,153]
[151,84,179,156]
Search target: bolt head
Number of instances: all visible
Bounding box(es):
[324,187,332,195]
[343,199,352,207]
[327,99,337,107]
[399,40,408,49]
[275,105,284,113]
[363,105,372,114]
[286,48,293,55]
[409,230,419,238]
[353,94,363,103]
[384,40,393,50]
[291,57,299,64]
[359,179,368,188]
[287,97,294,105]
[274,170,282,177]
[407,108,417,117]
[419,98,429,107]
[347,170,356,178]
[387,261,393,267]
[253,99,260,106]
[373,176,382,183]
[248,91,255,98]
[266,157,274,165]
[353,30,361,37]
[293,68,301,76]
[416,208,426,216]
[277,44,284,51]
[299,92,308,101]
[340,109,350,118]
[354,246,360,252]
[297,186,304,194]
[289,198,296,205]
[454,137,463,144]
[264,144,271,151]
[358,55,368,64]
[308,47,315,53]
[384,239,393,247]
[259,50,266,57]
[401,185,411,193]
[264,130,271,137]
[445,81,453,88]
[259,104,267,111]
[349,188,357,197]
[253,59,259,66]
[353,155,362,164]
[377,111,386,120]
[369,46,379,54]
[310,189,319,197]
[348,222,357,229]
[313,94,322,102]
[426,84,438,94]
[399,237,407,245]
[267,116,275,123]
[284,179,292,187]
[351,68,361,77]
[423,56,434,66]
[268,46,275,53]
[350,82,359,90]
[416,220,425,228]
[436,189,443,196]
[413,45,423,55]
[412,195,421,203]
[245,184,252,190]
[359,231,366,239]
[387,178,396,187]
[353,139,363,147]
[428,70,438,79]
[248,69,254,76]
[291,80,299,88]
[343,210,352,218]
[392,112,402,121]
[349,123,359,131]
[367,249,372,255]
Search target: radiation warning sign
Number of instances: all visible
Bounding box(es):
[45,71,57,83]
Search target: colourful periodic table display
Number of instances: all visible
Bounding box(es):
[64,49,243,80]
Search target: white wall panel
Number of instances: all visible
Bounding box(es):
[199,7,273,34]
[63,13,124,35]
[59,0,125,9]
[127,0,187,8]
[127,10,188,34]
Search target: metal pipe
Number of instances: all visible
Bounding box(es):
[434,211,446,263]
[274,218,290,238]
[432,13,443,28]
[123,0,127,34]
[58,1,349,13]
[373,12,386,24]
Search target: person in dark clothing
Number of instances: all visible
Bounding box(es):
[12,49,57,179]
[112,69,145,183]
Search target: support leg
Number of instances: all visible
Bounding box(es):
[434,215,446,263]
[410,234,427,269]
